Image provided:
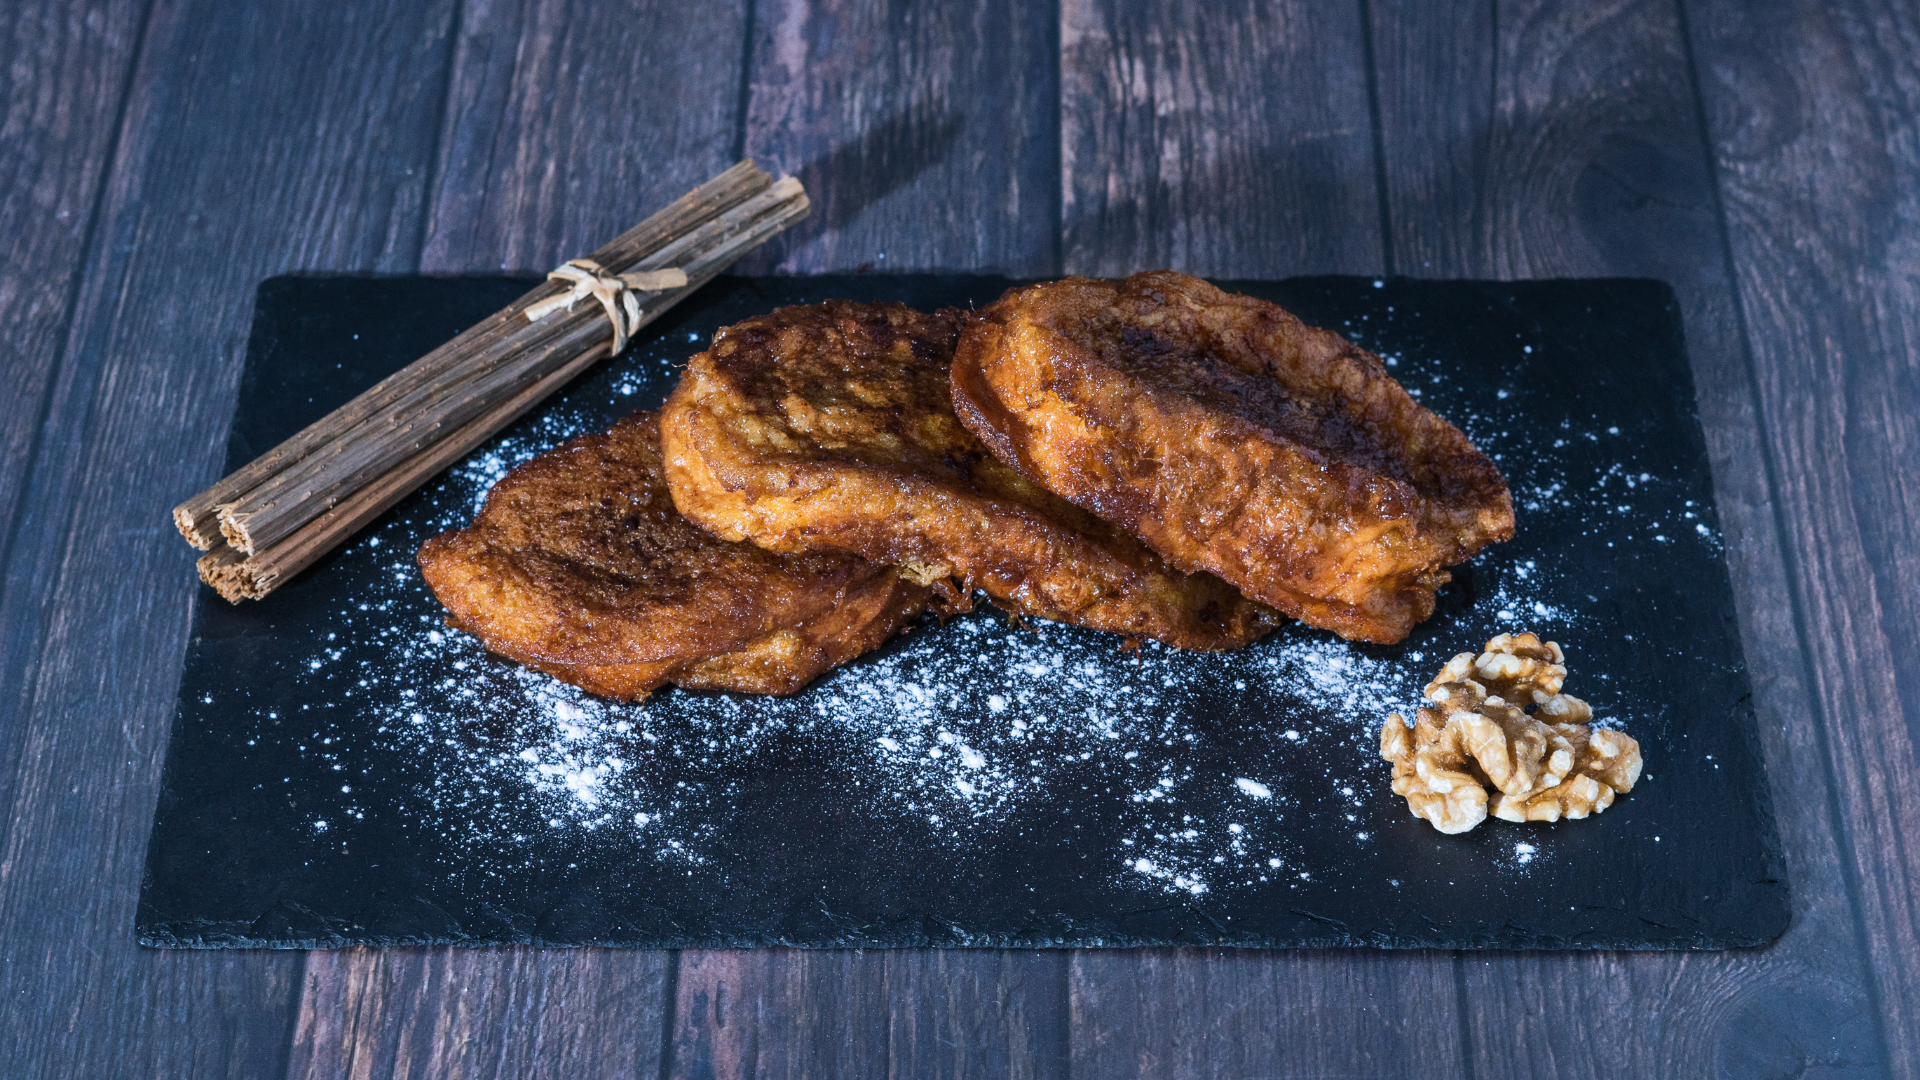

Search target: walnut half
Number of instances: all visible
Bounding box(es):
[1380,632,1642,834]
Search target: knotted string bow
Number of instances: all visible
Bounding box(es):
[523,258,690,354]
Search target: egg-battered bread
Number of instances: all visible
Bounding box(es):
[658,300,1278,650]
[951,271,1513,644]
[418,411,929,700]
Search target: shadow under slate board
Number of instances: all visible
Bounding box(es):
[140,273,1787,950]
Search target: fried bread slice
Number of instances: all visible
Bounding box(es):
[659,299,1278,650]
[418,411,929,700]
[951,271,1513,644]
[513,567,930,699]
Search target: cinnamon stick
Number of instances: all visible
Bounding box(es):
[172,159,778,550]
[215,176,804,556]
[178,160,808,600]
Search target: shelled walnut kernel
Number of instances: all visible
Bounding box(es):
[1380,633,1642,834]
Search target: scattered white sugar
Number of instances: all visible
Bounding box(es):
[272,510,1646,897]
[455,448,518,514]
[272,533,1446,896]
[1130,855,1209,895]
[251,301,1693,902]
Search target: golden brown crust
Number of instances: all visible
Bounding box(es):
[418,411,929,700]
[514,571,929,699]
[659,299,1278,650]
[951,271,1514,644]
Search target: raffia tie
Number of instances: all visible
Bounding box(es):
[523,259,690,354]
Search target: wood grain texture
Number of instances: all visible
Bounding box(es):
[1058,4,1464,1077]
[737,0,1060,274]
[1060,0,1384,278]
[287,4,747,1078]
[421,0,750,273]
[0,0,145,582]
[288,948,672,1080]
[1073,949,1465,1078]
[668,949,1070,1080]
[1687,0,1920,1073]
[1370,0,1887,1074]
[0,0,458,1075]
[5,0,1919,1073]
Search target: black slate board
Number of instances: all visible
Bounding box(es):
[139,274,1788,950]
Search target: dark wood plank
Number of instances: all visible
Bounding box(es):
[1370,0,1888,1073]
[0,0,461,1074]
[1060,0,1384,279]
[286,0,748,1074]
[420,0,752,273]
[737,0,1060,275]
[288,948,672,1080]
[1686,0,1920,1072]
[0,0,145,578]
[1058,4,1466,1076]
[669,950,1070,1080]
[662,4,1070,1077]
[1074,949,1465,1078]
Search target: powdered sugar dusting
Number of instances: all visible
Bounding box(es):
[224,281,1710,911]
[285,517,1437,896]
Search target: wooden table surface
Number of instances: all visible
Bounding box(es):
[2,0,1914,1075]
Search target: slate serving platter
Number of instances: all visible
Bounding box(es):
[139,273,1788,950]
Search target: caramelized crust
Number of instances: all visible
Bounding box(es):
[659,299,1278,650]
[951,271,1513,643]
[418,411,928,700]
[511,570,929,699]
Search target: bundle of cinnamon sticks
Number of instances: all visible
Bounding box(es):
[173,160,808,602]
